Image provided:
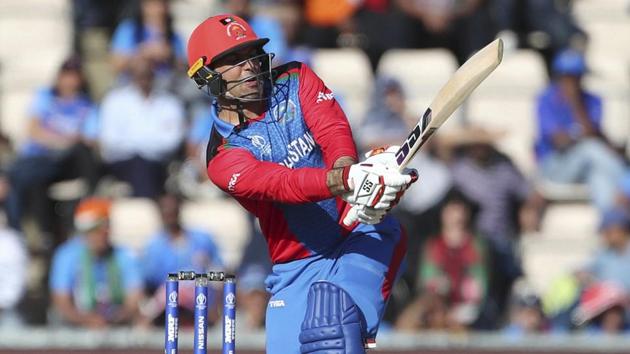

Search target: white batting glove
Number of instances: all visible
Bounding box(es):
[341,146,418,226]
[343,205,388,225]
[363,145,400,166]
[341,162,413,209]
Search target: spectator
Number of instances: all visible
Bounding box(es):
[0,226,28,327]
[186,104,216,163]
[393,0,495,65]
[6,57,100,240]
[71,0,129,100]
[393,141,453,310]
[541,273,581,332]
[395,190,488,332]
[535,49,626,212]
[357,76,411,152]
[448,126,544,328]
[237,263,270,329]
[97,56,186,198]
[577,208,630,291]
[490,0,587,74]
[72,0,128,51]
[110,0,186,86]
[544,207,630,332]
[572,282,630,335]
[618,171,630,209]
[219,0,288,65]
[503,282,548,337]
[273,2,314,65]
[140,193,223,326]
[350,1,408,71]
[141,193,223,290]
[299,0,359,48]
[176,103,221,200]
[236,216,271,329]
[49,197,144,328]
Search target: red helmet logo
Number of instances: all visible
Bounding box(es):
[227,22,247,40]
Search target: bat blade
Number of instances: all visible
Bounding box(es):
[395,38,504,170]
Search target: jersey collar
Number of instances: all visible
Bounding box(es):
[211,102,236,138]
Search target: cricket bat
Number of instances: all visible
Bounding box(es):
[343,39,503,226]
[394,38,504,171]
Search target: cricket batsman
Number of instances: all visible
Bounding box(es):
[187,14,417,354]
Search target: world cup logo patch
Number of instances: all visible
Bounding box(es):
[196,293,207,308]
[168,291,178,307]
[225,293,235,309]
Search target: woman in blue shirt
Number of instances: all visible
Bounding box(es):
[110,0,186,84]
[6,57,100,239]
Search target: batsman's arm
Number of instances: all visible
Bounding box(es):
[298,63,358,168]
[208,148,355,203]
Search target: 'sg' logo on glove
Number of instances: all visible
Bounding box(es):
[362,180,374,193]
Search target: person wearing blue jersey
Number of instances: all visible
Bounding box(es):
[49,198,144,328]
[535,49,626,212]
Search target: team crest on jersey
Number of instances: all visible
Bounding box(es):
[273,99,297,124]
[250,135,271,156]
[226,22,247,40]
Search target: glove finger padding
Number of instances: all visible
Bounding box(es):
[357,207,387,224]
[341,205,360,226]
[370,185,402,209]
[341,204,387,226]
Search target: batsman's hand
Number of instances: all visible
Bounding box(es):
[341,146,418,225]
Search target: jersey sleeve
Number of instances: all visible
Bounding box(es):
[298,63,358,167]
[208,147,332,203]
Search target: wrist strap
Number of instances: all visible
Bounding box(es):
[341,166,351,192]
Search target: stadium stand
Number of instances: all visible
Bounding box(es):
[311,48,373,127]
[377,48,460,123]
[181,198,251,270]
[110,198,162,254]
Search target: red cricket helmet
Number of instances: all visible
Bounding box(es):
[187,14,268,70]
[187,14,270,98]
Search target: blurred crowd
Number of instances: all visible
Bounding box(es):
[0,0,629,339]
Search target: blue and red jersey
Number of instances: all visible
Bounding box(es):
[206,62,358,264]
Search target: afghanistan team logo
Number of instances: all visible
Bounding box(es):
[220,17,247,40]
[273,99,297,124]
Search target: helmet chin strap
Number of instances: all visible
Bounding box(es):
[236,101,246,125]
[216,95,253,126]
